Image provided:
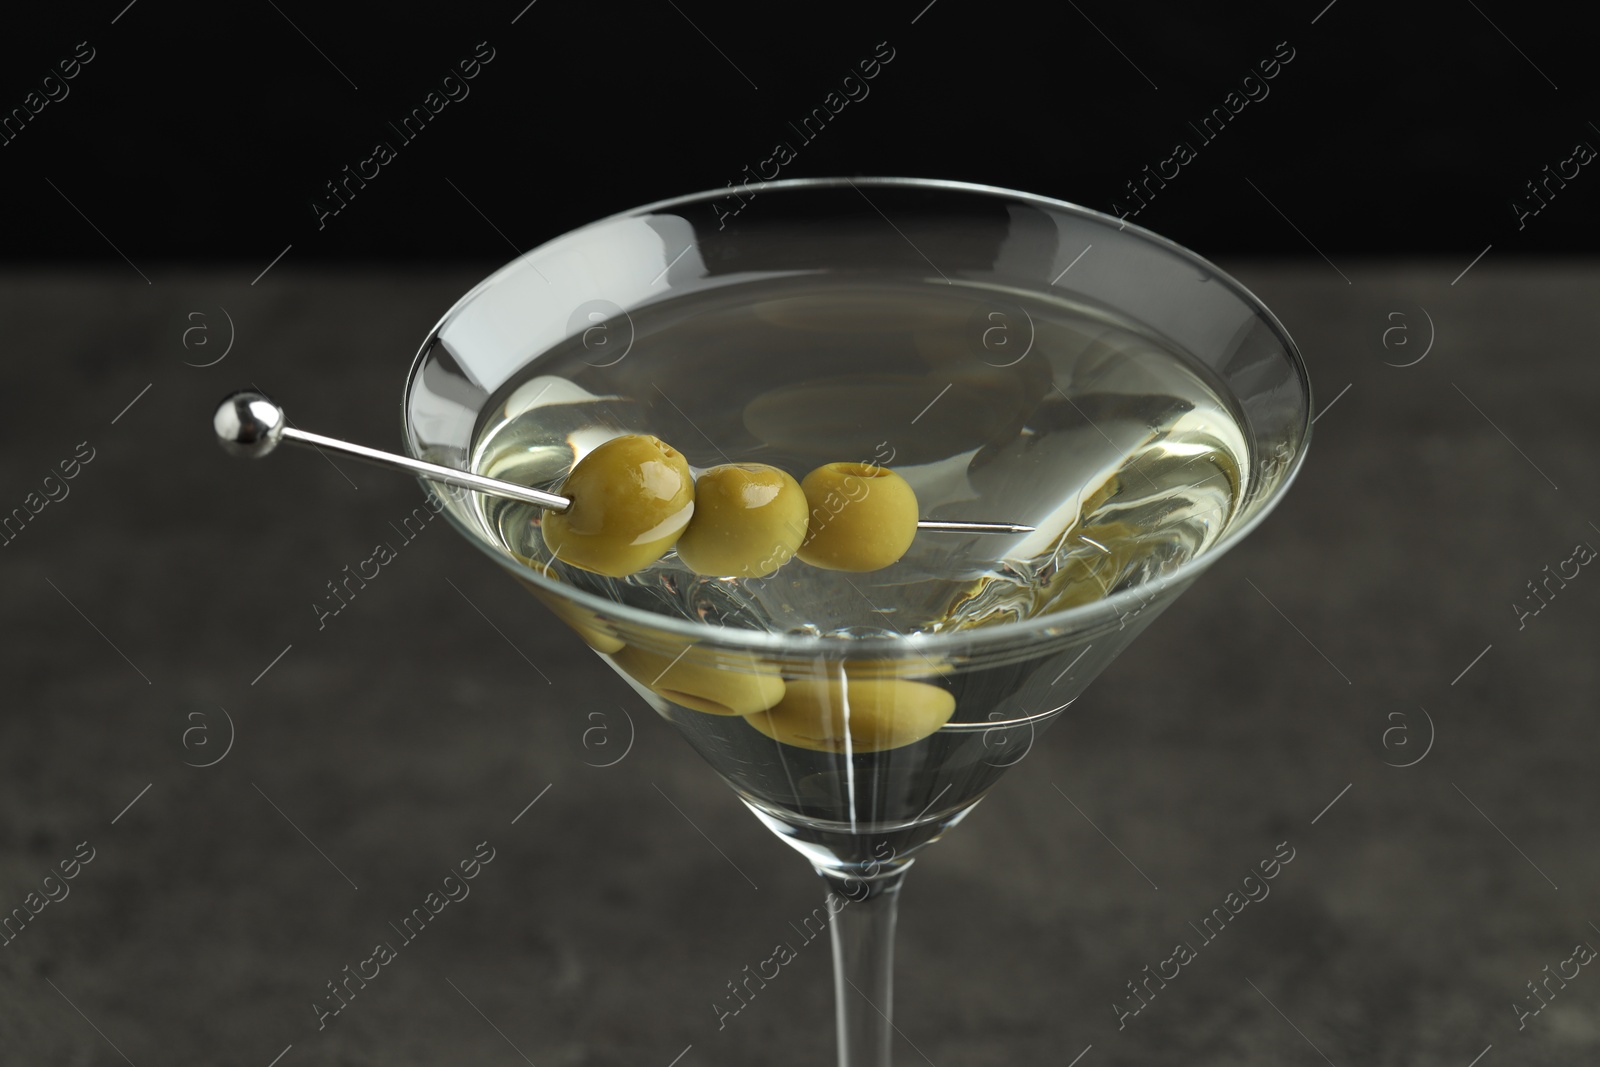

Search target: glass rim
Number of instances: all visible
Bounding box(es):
[402,175,1314,656]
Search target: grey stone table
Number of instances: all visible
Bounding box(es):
[1,263,1596,1066]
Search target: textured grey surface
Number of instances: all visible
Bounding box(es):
[1,263,1596,1066]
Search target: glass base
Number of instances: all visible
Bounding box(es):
[742,794,985,875]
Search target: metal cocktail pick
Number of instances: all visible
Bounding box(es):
[212,390,1035,534]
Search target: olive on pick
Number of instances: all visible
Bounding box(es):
[797,462,919,572]
[541,434,695,577]
[675,463,809,578]
[745,674,955,753]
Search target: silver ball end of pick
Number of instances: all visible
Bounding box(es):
[214,391,286,458]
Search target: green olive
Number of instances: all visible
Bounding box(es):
[611,645,785,716]
[542,435,694,577]
[514,575,625,654]
[745,675,955,752]
[675,464,809,578]
[840,656,956,680]
[797,462,918,572]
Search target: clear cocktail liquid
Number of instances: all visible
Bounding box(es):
[464,276,1247,861]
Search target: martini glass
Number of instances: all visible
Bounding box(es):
[403,177,1311,1065]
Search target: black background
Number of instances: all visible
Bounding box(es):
[2,0,1596,268]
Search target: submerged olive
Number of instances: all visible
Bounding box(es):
[611,645,786,716]
[840,656,956,680]
[675,464,809,578]
[542,435,694,577]
[797,462,918,572]
[515,575,625,654]
[744,675,955,753]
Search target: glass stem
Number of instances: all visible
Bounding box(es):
[819,865,910,1067]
